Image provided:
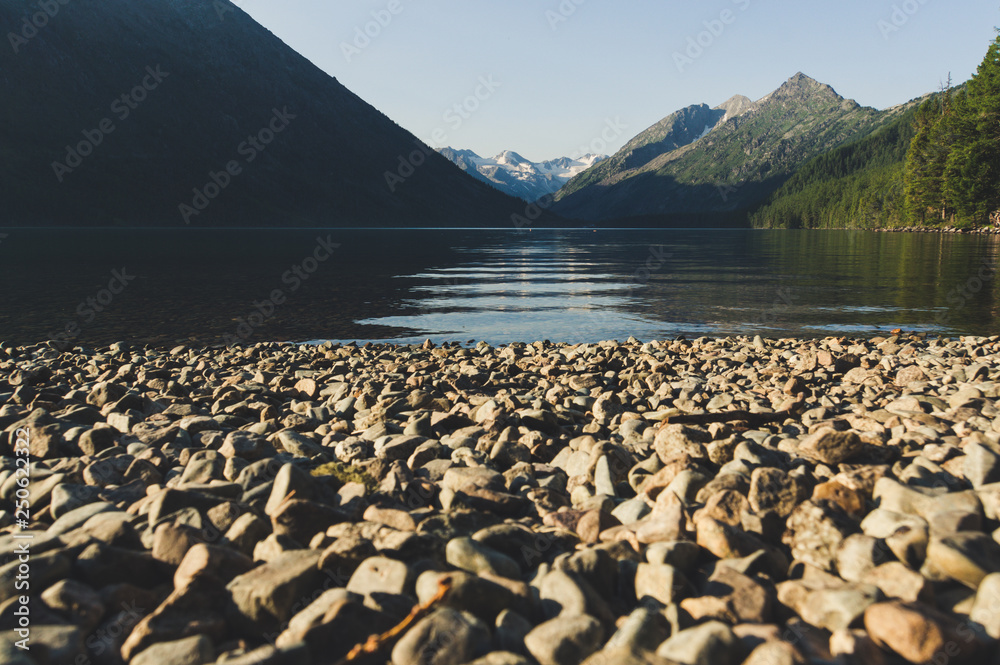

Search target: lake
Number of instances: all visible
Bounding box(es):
[1,228,997,347]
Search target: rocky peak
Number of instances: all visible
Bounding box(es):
[715,95,754,123]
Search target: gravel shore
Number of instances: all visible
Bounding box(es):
[3,335,1000,665]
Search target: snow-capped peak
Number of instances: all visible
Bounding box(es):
[439,147,608,202]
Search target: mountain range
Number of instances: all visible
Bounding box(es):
[0,0,939,229]
[552,73,910,224]
[0,0,541,227]
[437,149,606,202]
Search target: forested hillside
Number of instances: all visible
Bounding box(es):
[753,32,999,230]
[749,102,920,228]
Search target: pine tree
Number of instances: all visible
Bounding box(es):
[947,33,1000,224]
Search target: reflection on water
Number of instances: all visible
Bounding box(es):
[0,228,997,347]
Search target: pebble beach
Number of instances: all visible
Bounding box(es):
[3,334,1000,665]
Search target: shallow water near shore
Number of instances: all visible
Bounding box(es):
[1,228,998,347]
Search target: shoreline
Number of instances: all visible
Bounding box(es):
[3,334,1000,663]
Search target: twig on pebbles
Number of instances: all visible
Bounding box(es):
[659,408,798,428]
[333,575,454,664]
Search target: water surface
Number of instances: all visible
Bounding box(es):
[0,228,996,347]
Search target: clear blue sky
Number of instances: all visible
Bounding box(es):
[235,0,999,162]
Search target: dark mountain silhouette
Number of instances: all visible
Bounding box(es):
[0,0,544,227]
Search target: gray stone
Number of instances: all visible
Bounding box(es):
[495,609,534,655]
[798,428,865,465]
[179,451,223,484]
[524,614,605,665]
[446,537,521,579]
[645,541,702,574]
[466,653,532,665]
[220,430,275,461]
[748,467,799,517]
[606,607,670,652]
[539,569,589,619]
[0,624,82,664]
[779,581,882,632]
[964,442,1000,488]
[226,550,325,635]
[611,497,651,525]
[49,483,104,519]
[276,429,324,458]
[376,434,429,461]
[264,463,317,516]
[391,608,490,665]
[40,579,104,633]
[835,534,884,583]
[970,572,1000,638]
[132,634,214,665]
[656,620,740,665]
[346,556,415,597]
[416,570,519,624]
[635,563,686,606]
[46,501,117,536]
[927,531,1000,588]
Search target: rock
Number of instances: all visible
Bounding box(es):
[40,579,104,633]
[656,620,740,665]
[864,600,983,664]
[748,467,799,517]
[828,629,887,664]
[861,562,930,602]
[634,563,687,606]
[376,434,429,462]
[391,608,491,665]
[705,566,774,624]
[1,624,82,664]
[798,428,865,465]
[264,463,318,516]
[278,595,393,659]
[132,634,214,665]
[741,641,806,665]
[446,537,521,579]
[416,571,522,624]
[346,556,415,597]
[0,550,70,604]
[654,424,712,465]
[467,653,533,665]
[271,498,347,545]
[783,500,856,572]
[214,644,310,665]
[276,429,324,458]
[47,500,117,535]
[524,615,605,665]
[220,430,275,461]
[224,512,272,556]
[121,577,227,661]
[964,442,1000,488]
[970,572,1000,639]
[778,580,881,632]
[495,608,534,654]
[539,569,590,619]
[226,550,326,635]
[645,540,702,574]
[926,531,1000,588]
[835,534,884,583]
[174,543,255,589]
[605,607,671,653]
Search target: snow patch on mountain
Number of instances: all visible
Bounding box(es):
[439,148,607,202]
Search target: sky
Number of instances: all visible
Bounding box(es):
[234,0,1000,162]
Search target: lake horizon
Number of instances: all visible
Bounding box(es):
[1,228,997,348]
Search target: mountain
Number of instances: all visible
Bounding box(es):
[0,0,542,227]
[749,99,926,229]
[552,73,901,224]
[438,148,607,202]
